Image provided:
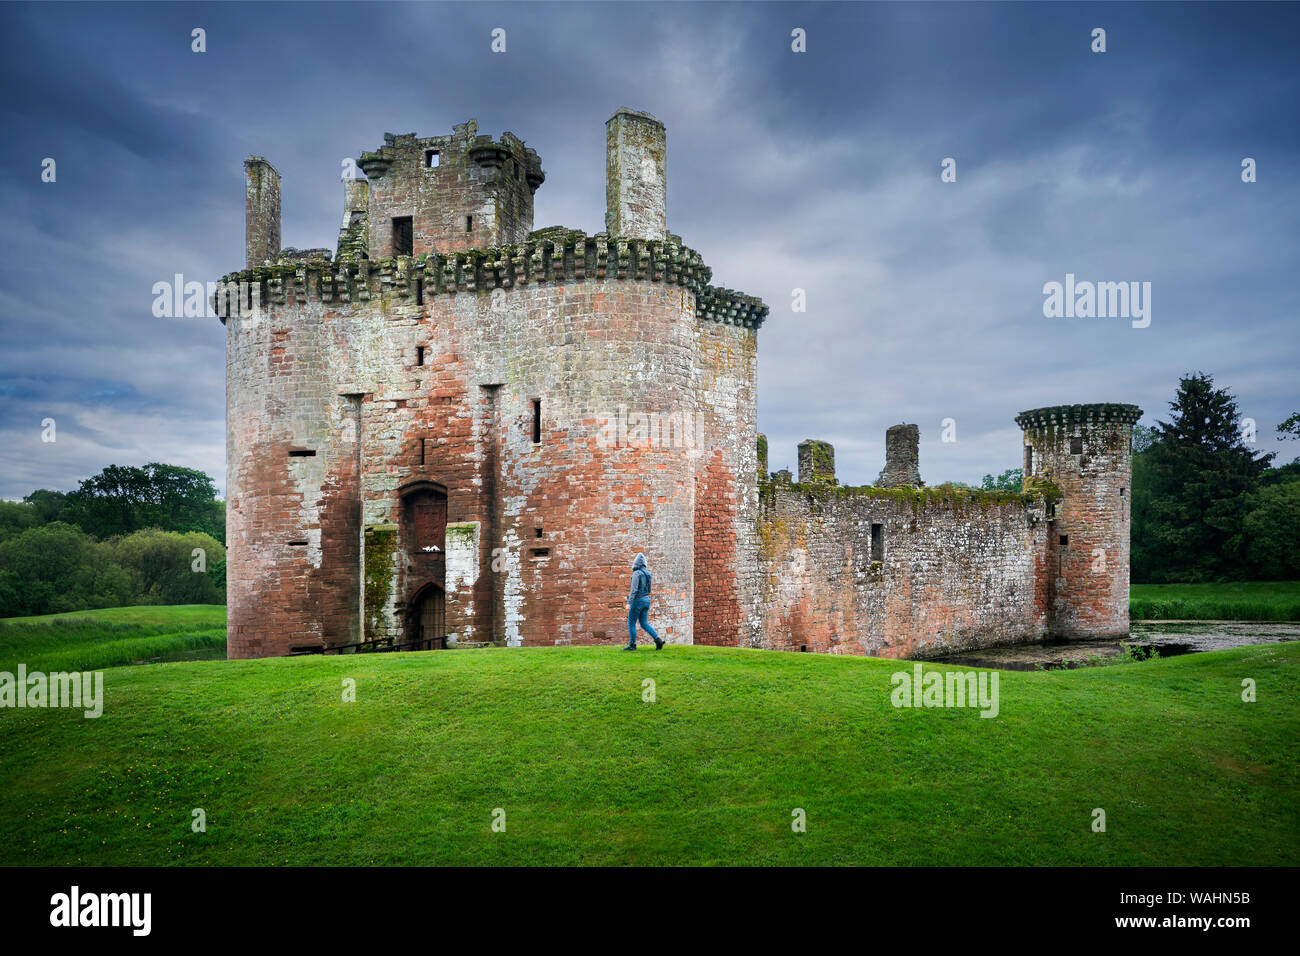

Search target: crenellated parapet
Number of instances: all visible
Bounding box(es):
[218,229,768,328]
[1015,403,1143,431]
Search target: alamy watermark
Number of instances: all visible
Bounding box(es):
[597,404,706,453]
[1,666,103,718]
[1042,273,1151,328]
[890,662,999,718]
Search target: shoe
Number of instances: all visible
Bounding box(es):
[622,644,636,651]
[654,638,664,650]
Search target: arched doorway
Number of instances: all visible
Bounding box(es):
[406,582,447,648]
[400,480,448,647]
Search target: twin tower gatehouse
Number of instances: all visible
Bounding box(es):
[218,109,1139,660]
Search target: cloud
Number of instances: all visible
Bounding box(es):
[0,1,1296,498]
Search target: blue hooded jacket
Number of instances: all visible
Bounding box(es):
[628,552,652,604]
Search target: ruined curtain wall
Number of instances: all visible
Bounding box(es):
[755,485,1051,657]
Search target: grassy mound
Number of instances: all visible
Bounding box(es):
[1130,582,1300,621]
[0,605,226,672]
[1,639,1295,866]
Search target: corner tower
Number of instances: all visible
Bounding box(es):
[1016,403,1142,638]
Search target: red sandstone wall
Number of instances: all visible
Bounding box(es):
[224,263,713,655]
[1022,415,1135,638]
[755,485,1051,657]
[693,321,759,646]
[224,286,361,659]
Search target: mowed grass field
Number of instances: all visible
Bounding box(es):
[0,605,226,673]
[1130,581,1300,621]
[0,614,1295,865]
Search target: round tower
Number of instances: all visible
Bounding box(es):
[1015,403,1142,638]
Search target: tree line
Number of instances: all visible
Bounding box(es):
[0,463,226,617]
[1131,373,1299,583]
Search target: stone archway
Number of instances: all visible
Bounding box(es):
[400,481,447,646]
[406,581,447,647]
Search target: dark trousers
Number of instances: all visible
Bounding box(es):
[627,599,658,645]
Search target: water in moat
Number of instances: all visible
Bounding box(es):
[918,621,1300,671]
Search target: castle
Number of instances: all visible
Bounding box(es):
[218,109,1140,660]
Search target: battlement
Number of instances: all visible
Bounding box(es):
[358,123,543,190]
[1015,403,1143,430]
[217,229,768,329]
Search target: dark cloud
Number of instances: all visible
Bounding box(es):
[1,1,1296,498]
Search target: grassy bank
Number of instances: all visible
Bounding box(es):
[0,605,226,672]
[1130,581,1300,621]
[1,639,1295,866]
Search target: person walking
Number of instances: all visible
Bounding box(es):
[623,552,663,651]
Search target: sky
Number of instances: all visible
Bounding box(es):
[1,0,1297,497]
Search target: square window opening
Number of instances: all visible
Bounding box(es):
[425,150,440,168]
[392,216,413,257]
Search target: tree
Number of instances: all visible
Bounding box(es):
[0,502,39,543]
[110,529,226,605]
[63,463,224,542]
[0,522,132,617]
[980,468,1023,492]
[1137,372,1274,582]
[1131,424,1158,454]
[1278,412,1300,463]
[1242,481,1300,579]
[22,489,69,524]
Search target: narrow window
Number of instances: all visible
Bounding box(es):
[288,449,316,457]
[1070,436,1083,455]
[392,216,413,256]
[425,150,440,168]
[1120,487,1126,497]
[535,527,543,538]
[416,277,424,305]
[288,540,308,547]
[1024,445,1033,475]
[416,345,425,367]
[532,399,541,443]
[870,523,884,562]
[419,438,427,466]
[529,547,551,560]
[465,215,473,233]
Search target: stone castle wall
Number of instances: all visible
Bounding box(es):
[223,110,1137,661]
[754,479,1052,657]
[221,226,766,657]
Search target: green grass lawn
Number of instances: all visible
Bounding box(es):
[1,635,1295,866]
[1130,581,1300,621]
[0,605,226,672]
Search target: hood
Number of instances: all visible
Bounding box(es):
[632,552,647,570]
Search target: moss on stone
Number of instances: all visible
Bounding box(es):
[445,522,477,543]
[363,525,398,637]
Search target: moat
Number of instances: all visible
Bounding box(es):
[920,621,1300,671]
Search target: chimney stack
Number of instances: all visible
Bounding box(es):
[244,157,281,268]
[605,108,667,240]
